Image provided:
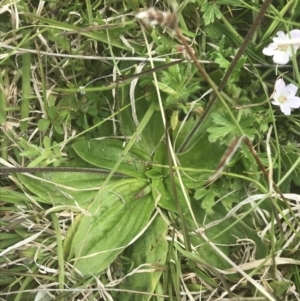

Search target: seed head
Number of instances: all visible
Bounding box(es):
[136,8,178,30]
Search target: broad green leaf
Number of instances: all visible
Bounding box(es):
[152,176,190,215]
[145,169,163,179]
[174,91,224,152]
[16,172,112,206]
[70,179,155,275]
[72,139,150,179]
[118,215,168,301]
[188,200,268,276]
[174,103,236,188]
[151,141,168,177]
[119,96,165,154]
[177,133,227,187]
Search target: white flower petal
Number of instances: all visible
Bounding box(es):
[280,105,291,115]
[285,83,298,96]
[274,79,286,95]
[286,96,300,108]
[271,100,280,106]
[273,51,290,64]
[285,47,294,56]
[263,30,300,64]
[273,37,287,44]
[271,78,300,114]
[275,31,286,39]
[290,29,300,39]
[262,44,277,56]
[288,43,300,53]
[287,30,300,51]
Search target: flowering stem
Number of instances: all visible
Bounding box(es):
[175,26,244,151]
[0,167,128,177]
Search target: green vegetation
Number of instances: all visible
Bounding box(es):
[1,1,300,300]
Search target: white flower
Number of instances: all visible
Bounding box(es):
[79,86,86,95]
[272,79,300,115]
[263,30,300,64]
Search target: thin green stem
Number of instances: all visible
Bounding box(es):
[259,0,296,44]
[178,0,273,152]
[20,30,31,132]
[0,71,7,161]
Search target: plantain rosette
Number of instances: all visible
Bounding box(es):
[14,90,267,298]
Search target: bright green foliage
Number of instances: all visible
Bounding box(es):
[207,112,256,144]
[16,172,110,206]
[159,63,200,108]
[70,179,155,275]
[2,0,300,299]
[118,215,168,301]
[73,139,150,179]
[201,1,223,25]
[38,119,50,131]
[194,188,217,214]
